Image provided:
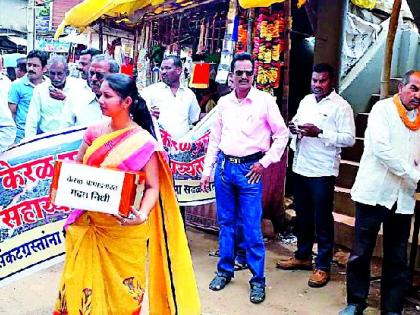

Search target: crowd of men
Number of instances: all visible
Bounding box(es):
[200,53,420,315]
[0,48,419,315]
[0,49,112,145]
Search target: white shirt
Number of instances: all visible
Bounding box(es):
[351,97,420,214]
[68,81,108,126]
[141,82,200,140]
[24,77,87,137]
[0,73,11,110]
[0,78,16,152]
[291,90,356,177]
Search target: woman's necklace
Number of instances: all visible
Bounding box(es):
[107,120,134,132]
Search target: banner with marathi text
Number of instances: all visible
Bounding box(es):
[0,127,85,287]
[161,109,216,206]
[0,112,216,286]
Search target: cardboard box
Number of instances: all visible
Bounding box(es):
[50,161,145,217]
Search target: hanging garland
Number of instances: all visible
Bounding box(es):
[253,7,286,94]
[393,94,420,131]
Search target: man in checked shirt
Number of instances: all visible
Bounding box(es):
[201,53,288,304]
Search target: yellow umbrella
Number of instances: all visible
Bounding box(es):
[54,0,165,39]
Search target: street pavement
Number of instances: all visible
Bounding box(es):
[0,228,383,315]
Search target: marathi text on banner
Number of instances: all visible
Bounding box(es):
[161,109,217,206]
[0,127,85,287]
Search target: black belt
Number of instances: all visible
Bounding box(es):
[222,151,264,164]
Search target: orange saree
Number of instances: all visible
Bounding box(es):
[53,126,200,315]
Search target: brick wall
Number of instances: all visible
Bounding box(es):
[52,0,83,30]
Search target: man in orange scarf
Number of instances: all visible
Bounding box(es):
[340,70,420,315]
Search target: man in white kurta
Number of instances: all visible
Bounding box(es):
[340,70,420,315]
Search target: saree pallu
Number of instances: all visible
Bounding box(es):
[53,127,200,315]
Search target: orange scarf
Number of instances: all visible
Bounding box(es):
[393,94,420,131]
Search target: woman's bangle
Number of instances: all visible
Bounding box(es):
[138,210,148,222]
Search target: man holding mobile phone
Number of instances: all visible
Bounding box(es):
[277,63,355,288]
[24,55,88,138]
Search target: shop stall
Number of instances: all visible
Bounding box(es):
[55,0,294,235]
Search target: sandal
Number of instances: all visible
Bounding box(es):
[209,275,231,291]
[250,283,265,304]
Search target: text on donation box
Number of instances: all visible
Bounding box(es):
[53,163,125,215]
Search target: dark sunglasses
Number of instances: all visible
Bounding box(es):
[234,70,253,77]
[89,71,106,80]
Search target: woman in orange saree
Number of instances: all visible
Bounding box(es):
[53,74,200,315]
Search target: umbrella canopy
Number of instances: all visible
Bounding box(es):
[54,0,165,39]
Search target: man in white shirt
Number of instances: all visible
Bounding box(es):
[73,54,120,125]
[0,70,13,150]
[77,48,101,81]
[340,70,420,315]
[0,88,16,152]
[0,68,11,111]
[70,54,120,127]
[24,55,86,137]
[141,55,200,141]
[277,63,355,288]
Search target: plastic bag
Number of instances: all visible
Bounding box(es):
[351,0,377,10]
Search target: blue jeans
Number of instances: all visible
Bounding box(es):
[293,173,335,271]
[215,154,265,285]
[235,214,246,265]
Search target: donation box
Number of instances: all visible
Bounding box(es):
[50,161,145,217]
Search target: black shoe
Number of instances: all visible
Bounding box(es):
[209,275,231,291]
[250,283,265,304]
[338,304,365,315]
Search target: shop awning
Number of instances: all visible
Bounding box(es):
[54,0,166,39]
[7,36,27,47]
[55,0,305,39]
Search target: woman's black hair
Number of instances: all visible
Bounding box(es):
[104,74,156,139]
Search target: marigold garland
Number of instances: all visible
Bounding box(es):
[393,94,420,131]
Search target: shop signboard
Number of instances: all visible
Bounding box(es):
[36,39,71,52]
[35,1,52,34]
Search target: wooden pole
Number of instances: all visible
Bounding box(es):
[380,0,402,99]
[99,20,104,53]
[133,27,139,80]
[282,0,291,121]
[246,9,254,54]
